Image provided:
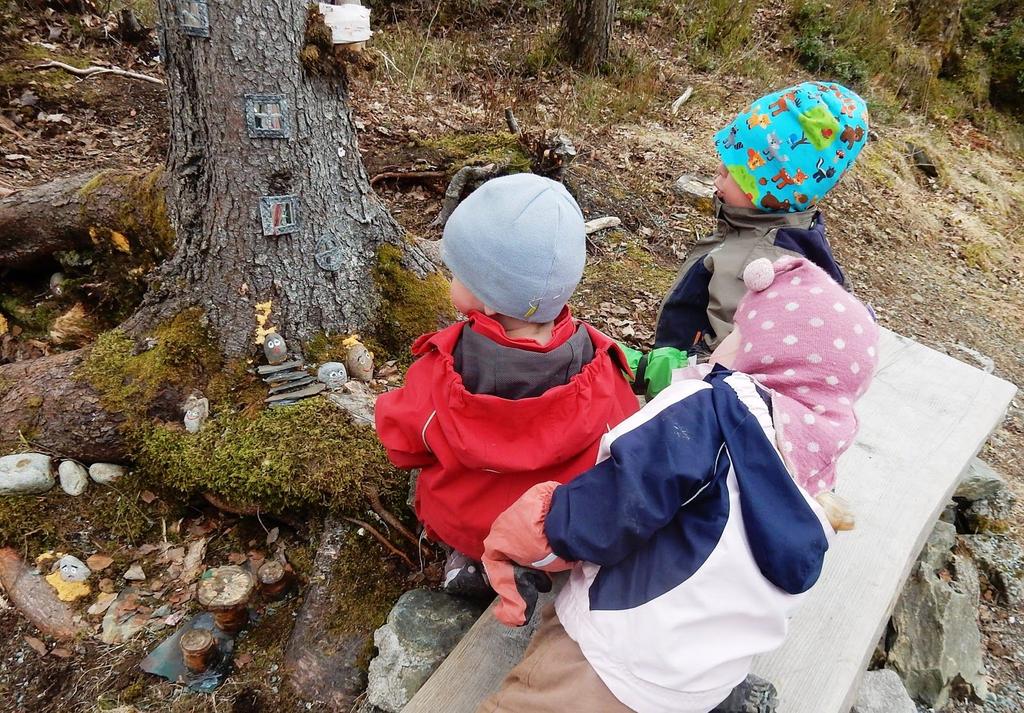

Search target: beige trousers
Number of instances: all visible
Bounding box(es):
[476,603,633,713]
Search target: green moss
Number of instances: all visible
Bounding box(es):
[324,529,406,641]
[0,294,59,337]
[421,131,532,174]
[0,471,165,551]
[135,398,403,515]
[76,310,219,419]
[373,243,455,358]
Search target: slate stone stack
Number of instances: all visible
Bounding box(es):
[258,358,325,407]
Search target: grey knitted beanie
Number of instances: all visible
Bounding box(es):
[441,173,586,324]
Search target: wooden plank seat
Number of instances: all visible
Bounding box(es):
[405,329,1018,713]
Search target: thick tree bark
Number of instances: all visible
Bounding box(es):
[131,0,403,357]
[560,0,617,73]
[0,349,127,462]
[0,169,168,269]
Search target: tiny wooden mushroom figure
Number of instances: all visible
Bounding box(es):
[197,566,255,634]
[257,560,289,599]
[318,0,371,52]
[180,628,218,673]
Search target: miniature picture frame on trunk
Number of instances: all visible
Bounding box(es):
[259,195,300,236]
[178,0,210,37]
[245,94,290,139]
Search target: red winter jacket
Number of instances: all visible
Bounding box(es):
[374,310,639,560]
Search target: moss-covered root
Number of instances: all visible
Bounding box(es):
[373,243,455,358]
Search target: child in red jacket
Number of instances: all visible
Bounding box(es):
[375,173,639,596]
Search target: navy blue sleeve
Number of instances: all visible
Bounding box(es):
[545,387,724,567]
[654,259,714,350]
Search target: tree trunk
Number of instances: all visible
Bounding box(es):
[560,0,617,73]
[0,168,168,269]
[133,0,403,357]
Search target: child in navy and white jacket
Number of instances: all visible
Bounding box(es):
[479,256,879,713]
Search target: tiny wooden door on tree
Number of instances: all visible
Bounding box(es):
[260,195,299,236]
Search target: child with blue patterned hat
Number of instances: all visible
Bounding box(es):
[654,81,869,356]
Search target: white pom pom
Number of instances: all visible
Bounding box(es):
[743,258,775,292]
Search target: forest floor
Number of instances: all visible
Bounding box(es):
[1,2,1023,712]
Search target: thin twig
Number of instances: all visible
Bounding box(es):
[343,516,416,568]
[369,169,446,187]
[31,60,164,86]
[0,116,26,141]
[364,485,430,557]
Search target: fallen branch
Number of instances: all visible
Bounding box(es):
[0,115,26,141]
[584,216,621,235]
[0,548,86,641]
[31,60,164,86]
[429,163,498,228]
[505,107,521,136]
[369,169,445,187]
[343,516,416,569]
[671,86,694,115]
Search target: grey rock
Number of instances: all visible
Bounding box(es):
[89,462,126,485]
[58,461,89,496]
[955,458,1006,503]
[888,521,987,708]
[938,500,957,525]
[123,563,146,581]
[366,589,484,712]
[710,674,778,712]
[0,452,54,494]
[961,487,1016,534]
[56,555,90,583]
[851,669,917,713]
[960,533,1024,604]
[673,174,716,214]
[908,143,939,178]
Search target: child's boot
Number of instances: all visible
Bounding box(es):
[442,549,493,599]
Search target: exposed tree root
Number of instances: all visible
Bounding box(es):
[0,348,128,463]
[0,548,86,641]
[0,168,169,269]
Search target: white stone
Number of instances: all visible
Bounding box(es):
[0,452,54,495]
[123,564,146,581]
[851,669,916,713]
[58,461,89,496]
[89,463,127,484]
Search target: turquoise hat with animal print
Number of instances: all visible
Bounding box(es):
[714,81,869,212]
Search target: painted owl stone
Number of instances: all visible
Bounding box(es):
[264,333,288,365]
[346,342,374,382]
[183,395,210,434]
[317,362,349,390]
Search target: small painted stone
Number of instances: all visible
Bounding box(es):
[346,342,374,382]
[56,555,91,583]
[263,332,288,365]
[89,463,126,485]
[317,362,349,390]
[49,272,65,296]
[58,461,89,496]
[183,395,210,434]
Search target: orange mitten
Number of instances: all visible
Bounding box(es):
[482,481,574,627]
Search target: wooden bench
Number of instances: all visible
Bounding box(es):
[406,329,1017,713]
